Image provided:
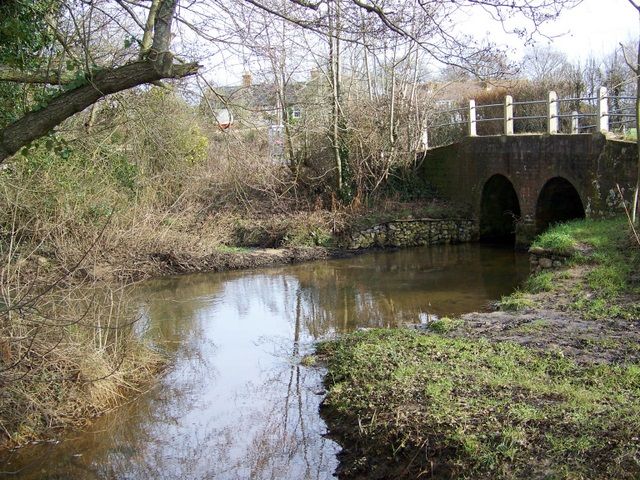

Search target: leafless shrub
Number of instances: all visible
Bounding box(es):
[0,212,161,446]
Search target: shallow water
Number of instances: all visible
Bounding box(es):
[0,244,528,479]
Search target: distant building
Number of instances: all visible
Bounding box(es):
[202,70,326,130]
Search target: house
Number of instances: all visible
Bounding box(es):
[203,71,326,130]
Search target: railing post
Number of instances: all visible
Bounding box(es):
[547,91,559,134]
[468,99,477,136]
[571,111,579,134]
[598,86,609,133]
[504,95,513,135]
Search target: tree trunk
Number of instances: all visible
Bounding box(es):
[329,0,342,194]
[0,0,194,164]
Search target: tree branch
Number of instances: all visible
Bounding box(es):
[620,42,639,74]
[140,0,161,58]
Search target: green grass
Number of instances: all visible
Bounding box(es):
[521,218,639,320]
[513,318,550,333]
[300,354,317,366]
[624,128,637,141]
[532,229,577,255]
[427,316,462,333]
[320,328,640,479]
[215,245,252,253]
[499,290,535,311]
[532,218,628,256]
[523,271,555,293]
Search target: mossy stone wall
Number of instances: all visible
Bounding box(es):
[340,218,477,250]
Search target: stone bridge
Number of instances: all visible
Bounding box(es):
[421,133,638,247]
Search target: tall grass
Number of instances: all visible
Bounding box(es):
[0,258,162,445]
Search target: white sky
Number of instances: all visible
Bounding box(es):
[468,0,639,61]
[548,0,638,59]
[204,0,640,85]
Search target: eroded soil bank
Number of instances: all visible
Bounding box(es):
[319,218,640,479]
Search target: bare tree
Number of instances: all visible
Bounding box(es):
[0,0,583,189]
[231,0,582,197]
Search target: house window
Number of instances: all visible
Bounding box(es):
[291,107,302,119]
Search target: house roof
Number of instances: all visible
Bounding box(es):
[212,76,323,111]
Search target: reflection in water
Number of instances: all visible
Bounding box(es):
[0,244,528,479]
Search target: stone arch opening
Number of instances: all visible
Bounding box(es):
[480,174,521,244]
[536,177,585,232]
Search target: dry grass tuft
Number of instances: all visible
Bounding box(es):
[0,281,162,447]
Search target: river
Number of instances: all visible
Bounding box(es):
[0,244,528,479]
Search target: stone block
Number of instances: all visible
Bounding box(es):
[539,257,553,269]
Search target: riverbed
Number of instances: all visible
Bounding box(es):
[0,244,528,479]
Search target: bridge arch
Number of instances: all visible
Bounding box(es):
[479,174,521,244]
[535,177,585,232]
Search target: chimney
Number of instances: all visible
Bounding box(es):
[242,72,252,88]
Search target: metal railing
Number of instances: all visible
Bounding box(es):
[425,86,637,149]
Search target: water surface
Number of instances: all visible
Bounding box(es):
[0,244,528,479]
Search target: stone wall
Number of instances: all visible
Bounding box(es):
[529,246,571,273]
[340,218,477,250]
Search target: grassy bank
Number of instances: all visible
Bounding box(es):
[521,218,640,320]
[321,329,640,479]
[320,218,640,479]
